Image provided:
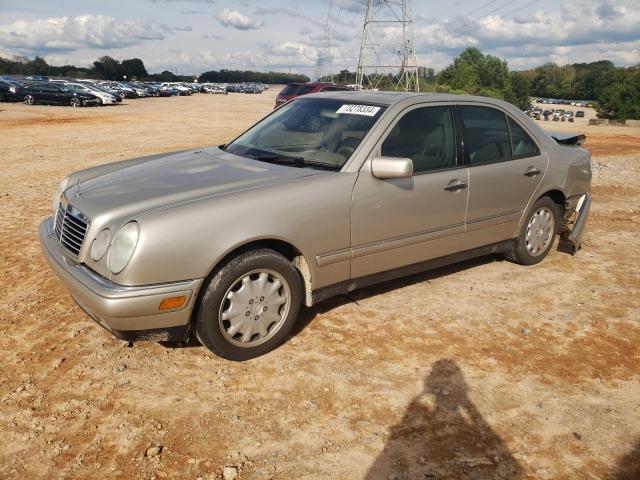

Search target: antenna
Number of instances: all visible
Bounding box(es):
[356,0,420,92]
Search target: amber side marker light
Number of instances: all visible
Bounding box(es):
[159,295,187,310]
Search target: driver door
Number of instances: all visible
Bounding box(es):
[350,104,469,279]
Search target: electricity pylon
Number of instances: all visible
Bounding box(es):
[356,0,420,92]
[315,0,335,82]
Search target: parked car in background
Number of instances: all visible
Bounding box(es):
[41,92,591,360]
[0,79,20,101]
[275,82,351,108]
[162,83,192,95]
[17,82,100,107]
[575,110,585,118]
[51,81,118,105]
[203,84,227,94]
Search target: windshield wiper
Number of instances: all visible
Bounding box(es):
[250,154,339,171]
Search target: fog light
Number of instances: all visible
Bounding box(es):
[159,296,187,310]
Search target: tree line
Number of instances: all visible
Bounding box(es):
[1,50,637,119]
[198,69,308,84]
[324,48,639,121]
[0,55,309,85]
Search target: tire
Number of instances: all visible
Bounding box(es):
[24,94,35,105]
[195,249,302,361]
[70,97,81,107]
[506,196,560,265]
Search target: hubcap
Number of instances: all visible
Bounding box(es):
[525,207,554,256]
[218,269,290,348]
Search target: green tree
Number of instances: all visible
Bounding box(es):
[121,58,148,79]
[93,56,122,80]
[596,68,640,120]
[510,72,533,110]
[438,47,511,95]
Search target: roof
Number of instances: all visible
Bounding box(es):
[307,90,516,109]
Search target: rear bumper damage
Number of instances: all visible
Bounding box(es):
[562,192,591,254]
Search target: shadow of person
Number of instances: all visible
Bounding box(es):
[365,359,524,480]
[609,440,640,480]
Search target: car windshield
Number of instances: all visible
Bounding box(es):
[224,98,385,170]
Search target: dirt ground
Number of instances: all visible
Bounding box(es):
[1,91,639,480]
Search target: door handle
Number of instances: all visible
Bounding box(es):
[444,180,468,192]
[524,167,542,177]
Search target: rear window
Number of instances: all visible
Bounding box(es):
[459,105,512,164]
[279,84,316,97]
[279,84,302,96]
[297,85,315,95]
[508,118,539,158]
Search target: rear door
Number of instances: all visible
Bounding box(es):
[457,104,548,250]
[350,104,468,279]
[41,84,62,104]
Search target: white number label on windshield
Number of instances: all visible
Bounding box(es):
[336,104,381,116]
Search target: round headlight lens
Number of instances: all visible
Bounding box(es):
[52,177,69,214]
[108,222,139,274]
[90,229,111,261]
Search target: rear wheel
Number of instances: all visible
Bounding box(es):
[70,97,81,107]
[195,249,302,361]
[506,196,559,265]
[24,94,34,105]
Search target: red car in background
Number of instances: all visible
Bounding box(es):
[275,82,351,108]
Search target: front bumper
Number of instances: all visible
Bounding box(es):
[40,218,203,341]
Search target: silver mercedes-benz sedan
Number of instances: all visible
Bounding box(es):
[40,92,591,360]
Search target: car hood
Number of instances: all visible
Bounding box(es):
[64,147,322,221]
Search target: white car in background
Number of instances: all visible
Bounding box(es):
[162,83,191,95]
[52,81,118,105]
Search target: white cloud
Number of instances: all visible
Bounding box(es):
[0,15,176,55]
[414,0,640,69]
[215,8,263,30]
[253,7,323,28]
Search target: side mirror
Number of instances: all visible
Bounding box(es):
[371,156,413,180]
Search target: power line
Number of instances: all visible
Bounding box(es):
[441,0,504,32]
[445,0,520,37]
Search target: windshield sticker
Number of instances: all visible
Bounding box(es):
[336,104,381,116]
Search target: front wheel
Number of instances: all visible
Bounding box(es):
[506,196,560,265]
[195,249,302,361]
[24,94,35,105]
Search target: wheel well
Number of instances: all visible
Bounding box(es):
[539,189,566,216]
[199,239,313,311]
[219,239,302,264]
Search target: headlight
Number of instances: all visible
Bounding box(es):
[90,229,111,261]
[108,222,139,274]
[52,177,69,214]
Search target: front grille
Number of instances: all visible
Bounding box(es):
[54,203,89,256]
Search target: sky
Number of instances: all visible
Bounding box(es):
[0,0,638,76]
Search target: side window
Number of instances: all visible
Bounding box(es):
[381,106,456,174]
[508,117,539,158]
[459,106,512,164]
